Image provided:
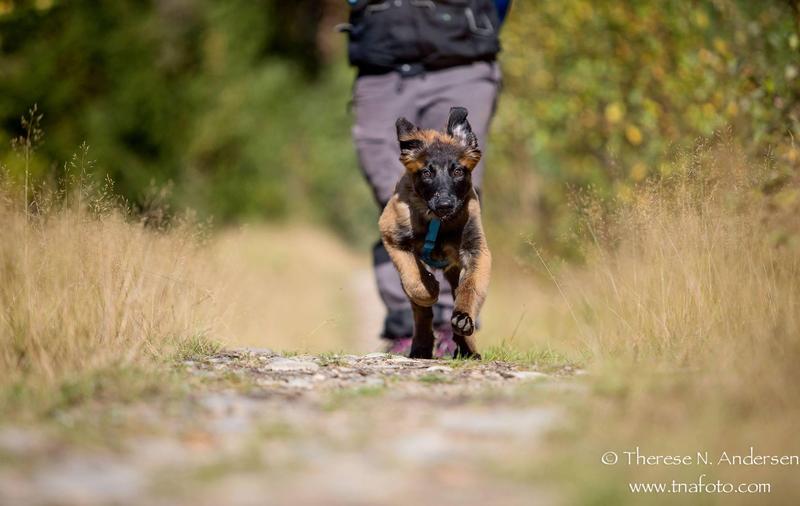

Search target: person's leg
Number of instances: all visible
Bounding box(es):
[353,72,413,207]
[415,61,501,328]
[352,72,418,342]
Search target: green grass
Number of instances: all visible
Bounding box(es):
[317,352,348,367]
[1,336,224,441]
[172,335,222,362]
[445,343,581,372]
[1,365,175,421]
[418,373,452,384]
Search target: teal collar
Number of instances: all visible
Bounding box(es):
[420,218,450,269]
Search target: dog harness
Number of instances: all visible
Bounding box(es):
[420,218,450,269]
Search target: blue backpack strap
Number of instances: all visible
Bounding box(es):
[420,218,450,269]
[495,0,511,25]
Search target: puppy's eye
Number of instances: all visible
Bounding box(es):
[420,168,433,179]
[452,166,464,178]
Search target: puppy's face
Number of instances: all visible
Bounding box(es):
[396,107,481,220]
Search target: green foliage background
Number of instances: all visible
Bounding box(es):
[1,0,799,251]
[489,0,800,254]
[1,0,374,241]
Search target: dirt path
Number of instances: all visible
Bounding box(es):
[0,349,577,506]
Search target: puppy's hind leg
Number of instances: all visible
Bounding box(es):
[408,302,435,359]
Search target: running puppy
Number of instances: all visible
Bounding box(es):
[379,107,491,359]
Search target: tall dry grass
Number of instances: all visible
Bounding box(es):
[1,135,223,416]
[533,140,800,504]
[560,140,800,393]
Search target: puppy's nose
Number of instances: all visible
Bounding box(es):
[435,198,455,211]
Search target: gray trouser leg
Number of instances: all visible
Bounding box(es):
[352,62,501,338]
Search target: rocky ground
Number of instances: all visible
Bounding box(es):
[0,349,582,506]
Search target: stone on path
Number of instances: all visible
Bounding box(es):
[263,357,320,372]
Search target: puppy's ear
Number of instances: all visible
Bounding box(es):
[446,107,478,150]
[396,117,425,170]
[396,117,422,151]
[447,107,481,170]
[396,117,418,138]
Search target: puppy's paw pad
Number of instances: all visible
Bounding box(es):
[451,311,474,336]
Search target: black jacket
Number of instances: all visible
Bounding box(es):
[346,0,501,76]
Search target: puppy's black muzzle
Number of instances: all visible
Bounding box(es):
[430,196,459,219]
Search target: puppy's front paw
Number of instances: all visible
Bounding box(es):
[451,311,474,336]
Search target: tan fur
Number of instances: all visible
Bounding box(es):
[378,196,440,306]
[399,130,478,172]
[458,152,481,170]
[452,198,491,317]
